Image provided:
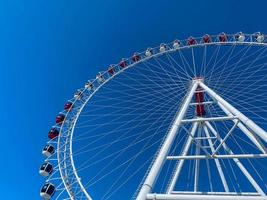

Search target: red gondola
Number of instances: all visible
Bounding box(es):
[218,32,227,42]
[48,128,59,140]
[108,65,115,75]
[132,53,141,62]
[202,34,211,43]
[119,59,127,68]
[187,37,197,45]
[195,88,206,117]
[64,102,73,111]
[56,114,65,124]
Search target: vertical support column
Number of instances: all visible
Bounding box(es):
[136,81,199,200]
[199,82,267,143]
[167,122,198,193]
[194,126,201,192]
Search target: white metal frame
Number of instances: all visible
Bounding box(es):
[136,79,267,200]
[41,33,267,200]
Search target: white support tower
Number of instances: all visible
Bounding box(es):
[136,78,267,200]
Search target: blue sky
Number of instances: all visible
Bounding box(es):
[1,0,267,199]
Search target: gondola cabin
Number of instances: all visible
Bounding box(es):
[132,53,141,62]
[108,65,115,75]
[119,58,127,68]
[40,183,55,199]
[235,32,245,42]
[48,128,59,140]
[187,37,197,45]
[202,34,211,43]
[219,32,227,42]
[42,144,55,157]
[96,73,105,83]
[255,32,265,43]
[173,40,181,49]
[56,114,65,124]
[159,43,167,52]
[85,81,93,90]
[39,163,53,177]
[145,48,153,57]
[64,102,73,111]
[74,90,83,100]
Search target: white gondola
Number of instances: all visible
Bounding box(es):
[236,32,245,42]
[85,81,93,90]
[255,32,264,43]
[42,145,55,157]
[74,90,82,100]
[39,163,53,177]
[159,43,167,52]
[173,40,180,49]
[40,183,55,199]
[145,48,153,57]
[96,73,105,83]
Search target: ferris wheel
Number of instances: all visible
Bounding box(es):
[39,32,267,200]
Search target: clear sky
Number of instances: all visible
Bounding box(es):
[1,0,267,199]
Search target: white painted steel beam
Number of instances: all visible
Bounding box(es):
[200,82,267,143]
[194,125,201,192]
[136,82,199,200]
[146,194,267,200]
[167,122,198,193]
[195,136,217,140]
[189,101,213,106]
[181,116,238,123]
[171,191,260,196]
[212,121,239,156]
[166,154,267,160]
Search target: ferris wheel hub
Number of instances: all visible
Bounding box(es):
[192,77,204,83]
